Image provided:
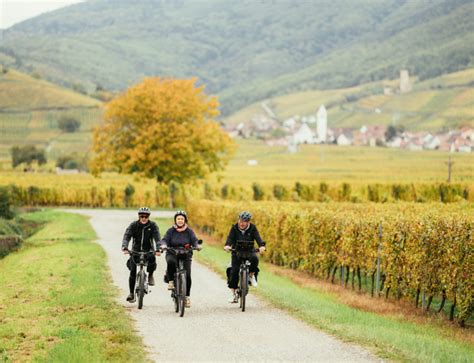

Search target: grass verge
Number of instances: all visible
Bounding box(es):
[191,231,474,363]
[0,210,147,362]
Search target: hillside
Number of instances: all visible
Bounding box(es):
[1,0,473,115]
[0,68,103,165]
[224,69,474,131]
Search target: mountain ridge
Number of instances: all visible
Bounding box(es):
[1,0,473,114]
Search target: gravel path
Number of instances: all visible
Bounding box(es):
[64,209,381,362]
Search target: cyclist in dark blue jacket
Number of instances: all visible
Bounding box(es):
[160,210,201,308]
[224,211,265,303]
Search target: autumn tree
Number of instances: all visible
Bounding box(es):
[91,77,235,184]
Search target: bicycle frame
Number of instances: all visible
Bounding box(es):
[164,241,202,317]
[231,240,261,312]
[130,250,154,309]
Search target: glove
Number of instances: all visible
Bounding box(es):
[259,246,266,253]
[161,244,168,250]
[196,245,203,251]
[224,245,231,252]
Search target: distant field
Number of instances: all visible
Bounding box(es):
[0,69,100,111]
[219,139,474,184]
[223,69,474,131]
[0,69,103,165]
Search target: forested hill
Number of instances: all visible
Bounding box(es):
[1,0,473,115]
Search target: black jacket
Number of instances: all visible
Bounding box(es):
[122,220,161,252]
[225,223,264,249]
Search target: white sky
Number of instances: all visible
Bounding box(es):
[0,0,83,29]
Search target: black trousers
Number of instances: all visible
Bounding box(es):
[228,253,259,289]
[127,255,157,294]
[166,253,192,296]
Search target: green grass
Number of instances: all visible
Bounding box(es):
[192,240,474,363]
[0,210,146,362]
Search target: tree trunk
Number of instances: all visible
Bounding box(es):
[415,288,421,308]
[426,295,433,311]
[371,271,375,297]
[385,286,390,299]
[331,266,338,284]
[438,290,447,313]
[449,296,456,321]
[351,268,355,290]
[380,274,386,292]
[357,267,362,291]
[345,266,350,287]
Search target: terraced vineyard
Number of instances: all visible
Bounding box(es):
[225,69,474,131]
[0,69,103,166]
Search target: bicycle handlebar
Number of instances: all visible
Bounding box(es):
[161,246,200,253]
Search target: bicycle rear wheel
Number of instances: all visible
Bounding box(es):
[240,268,248,312]
[172,276,179,312]
[179,271,187,317]
[137,270,146,309]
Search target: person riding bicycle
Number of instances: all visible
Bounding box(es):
[224,211,265,303]
[121,207,161,303]
[160,210,201,308]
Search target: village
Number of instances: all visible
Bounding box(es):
[225,71,474,154]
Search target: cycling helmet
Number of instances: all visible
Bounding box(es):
[238,211,252,221]
[138,207,151,215]
[174,210,188,223]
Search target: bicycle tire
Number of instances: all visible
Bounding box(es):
[173,276,179,312]
[137,270,146,309]
[240,268,248,312]
[179,271,186,317]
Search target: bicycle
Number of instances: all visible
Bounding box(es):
[128,250,155,309]
[231,240,264,312]
[163,240,202,317]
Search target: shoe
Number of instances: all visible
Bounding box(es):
[148,274,155,286]
[126,293,136,303]
[167,281,174,290]
[185,296,191,308]
[250,274,258,288]
[228,292,239,303]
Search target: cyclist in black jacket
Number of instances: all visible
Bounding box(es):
[224,211,265,303]
[121,207,161,303]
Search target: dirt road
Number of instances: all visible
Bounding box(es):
[65,209,380,362]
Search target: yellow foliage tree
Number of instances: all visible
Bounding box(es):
[91,77,235,183]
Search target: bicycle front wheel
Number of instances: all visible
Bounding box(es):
[240,268,248,312]
[179,271,187,317]
[137,270,146,309]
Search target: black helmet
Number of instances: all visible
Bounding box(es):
[174,210,188,223]
[238,211,252,221]
[138,207,151,215]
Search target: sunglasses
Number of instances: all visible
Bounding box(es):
[139,215,149,219]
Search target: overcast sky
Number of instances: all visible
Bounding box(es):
[0,0,83,29]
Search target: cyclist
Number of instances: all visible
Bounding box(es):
[224,211,265,303]
[121,207,161,303]
[160,210,201,308]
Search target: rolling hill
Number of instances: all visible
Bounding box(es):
[1,0,473,115]
[0,68,103,165]
[224,68,474,131]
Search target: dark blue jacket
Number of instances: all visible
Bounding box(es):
[161,225,199,248]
